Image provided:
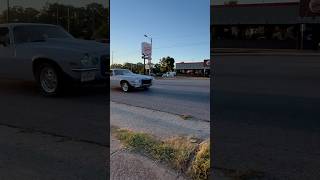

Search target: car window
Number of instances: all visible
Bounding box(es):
[13,25,73,44]
[0,27,10,47]
[114,69,133,75]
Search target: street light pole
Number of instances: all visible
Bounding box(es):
[142,54,146,75]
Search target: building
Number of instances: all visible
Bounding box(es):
[176,60,210,77]
[211,0,320,50]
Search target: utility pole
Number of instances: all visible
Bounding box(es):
[142,54,146,75]
[7,0,9,23]
[112,51,114,65]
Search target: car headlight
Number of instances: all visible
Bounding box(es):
[80,54,93,67]
[80,54,99,67]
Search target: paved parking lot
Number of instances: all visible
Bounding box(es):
[213,54,320,179]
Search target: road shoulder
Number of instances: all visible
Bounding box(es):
[0,125,107,180]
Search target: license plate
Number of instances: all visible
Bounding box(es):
[81,72,95,82]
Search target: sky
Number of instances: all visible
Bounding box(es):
[110,0,210,64]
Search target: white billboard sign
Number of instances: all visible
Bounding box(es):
[141,42,152,57]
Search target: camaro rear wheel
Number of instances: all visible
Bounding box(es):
[37,63,63,96]
[121,81,130,92]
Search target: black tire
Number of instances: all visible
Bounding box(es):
[120,81,131,92]
[35,63,64,96]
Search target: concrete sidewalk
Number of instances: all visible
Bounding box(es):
[110,101,210,140]
[110,136,185,180]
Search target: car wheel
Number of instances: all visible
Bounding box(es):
[121,81,130,92]
[37,63,63,96]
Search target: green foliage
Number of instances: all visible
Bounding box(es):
[224,0,238,5]
[110,62,144,74]
[0,3,109,40]
[159,56,175,73]
[153,63,161,74]
[110,64,123,69]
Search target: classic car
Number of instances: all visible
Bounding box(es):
[0,23,109,96]
[110,69,153,92]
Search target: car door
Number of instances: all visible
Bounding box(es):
[0,27,15,78]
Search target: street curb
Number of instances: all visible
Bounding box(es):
[111,101,210,123]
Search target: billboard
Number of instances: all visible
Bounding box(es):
[141,42,152,60]
[300,0,320,17]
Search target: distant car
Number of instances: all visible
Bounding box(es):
[0,23,108,96]
[110,69,153,92]
[162,72,176,78]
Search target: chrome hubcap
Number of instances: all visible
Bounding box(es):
[40,67,58,93]
[122,82,129,92]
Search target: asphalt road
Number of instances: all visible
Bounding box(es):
[0,77,210,179]
[0,79,108,179]
[213,54,320,179]
[110,79,210,121]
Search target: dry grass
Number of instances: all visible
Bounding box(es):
[113,128,210,179]
[189,141,210,180]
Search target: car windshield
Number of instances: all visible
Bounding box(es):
[114,69,133,75]
[13,25,73,44]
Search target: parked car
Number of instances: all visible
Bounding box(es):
[110,69,153,92]
[0,23,109,96]
[162,72,176,78]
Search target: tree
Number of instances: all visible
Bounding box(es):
[153,63,161,74]
[159,56,175,72]
[110,64,123,69]
[224,0,238,5]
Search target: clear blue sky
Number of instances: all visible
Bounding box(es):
[111,0,210,64]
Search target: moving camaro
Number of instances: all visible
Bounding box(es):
[110,69,153,92]
[0,23,109,96]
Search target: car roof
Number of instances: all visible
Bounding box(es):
[0,23,59,28]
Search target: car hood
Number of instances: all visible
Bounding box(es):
[120,74,153,79]
[39,38,108,53]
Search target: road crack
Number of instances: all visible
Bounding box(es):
[0,122,108,148]
[111,101,210,123]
